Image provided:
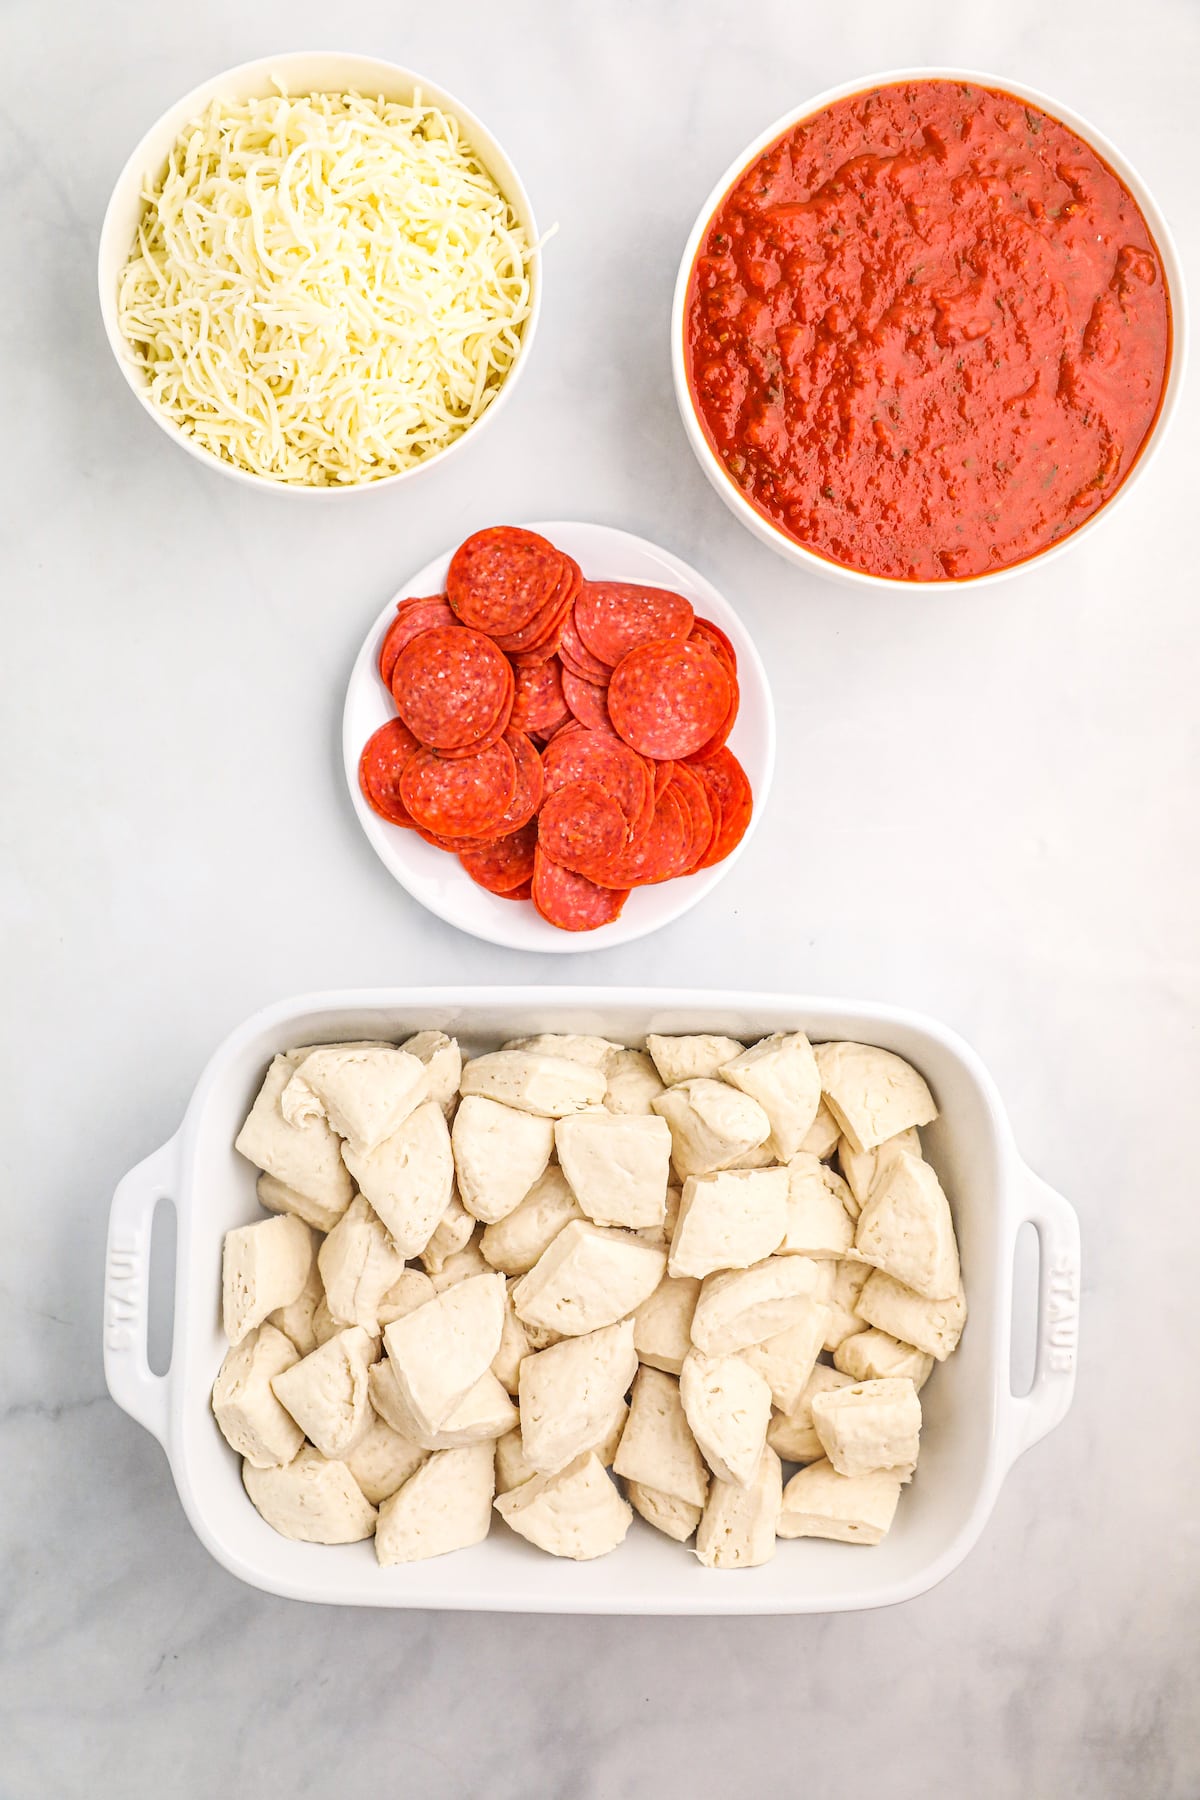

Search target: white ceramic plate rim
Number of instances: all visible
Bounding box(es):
[96,50,542,497]
[341,522,776,952]
[670,65,1189,592]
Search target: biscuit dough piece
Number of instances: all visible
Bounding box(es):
[555,1112,672,1230]
[479,1167,584,1276]
[495,1452,632,1560]
[799,1100,841,1160]
[632,1273,701,1375]
[780,1153,856,1257]
[741,1300,830,1413]
[493,1283,532,1395]
[838,1127,922,1215]
[823,1258,873,1352]
[855,1271,967,1361]
[695,1445,782,1569]
[814,1042,937,1154]
[811,1377,922,1477]
[283,1046,428,1156]
[518,1319,638,1475]
[342,1100,454,1257]
[345,1412,428,1505]
[645,1034,744,1085]
[381,1272,507,1435]
[376,1267,437,1327]
[271,1325,378,1460]
[855,1152,961,1300]
[369,1358,516,1450]
[602,1048,666,1116]
[613,1367,709,1508]
[267,1257,325,1358]
[399,1030,462,1116]
[429,1243,491,1291]
[512,1222,665,1336]
[778,1458,904,1544]
[626,1482,703,1543]
[767,1366,859,1461]
[690,1257,825,1356]
[834,1328,934,1391]
[494,1427,537,1495]
[222,1214,314,1346]
[668,1169,788,1280]
[719,1033,822,1161]
[501,1033,622,1069]
[235,1056,354,1212]
[452,1096,555,1223]
[419,1191,476,1275]
[243,1445,377,1543]
[318,1195,408,1333]
[375,1442,495,1564]
[679,1351,772,1488]
[459,1051,606,1116]
[212,1323,304,1468]
[653,1080,771,1181]
[256,1171,349,1235]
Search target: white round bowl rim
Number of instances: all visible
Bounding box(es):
[671,65,1188,594]
[97,49,542,497]
[341,520,776,953]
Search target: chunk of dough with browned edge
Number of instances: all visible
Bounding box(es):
[212,1323,304,1468]
[243,1445,377,1543]
[495,1452,632,1560]
[613,1367,709,1508]
[668,1168,788,1280]
[855,1269,967,1361]
[814,1042,937,1154]
[222,1214,314,1346]
[823,1258,872,1352]
[555,1111,672,1230]
[679,1350,772,1488]
[345,1412,428,1505]
[381,1272,506,1436]
[518,1318,637,1475]
[267,1256,325,1358]
[719,1032,822,1162]
[603,1048,666,1116]
[317,1195,407,1333]
[502,1033,623,1069]
[342,1100,454,1258]
[270,1325,378,1461]
[652,1079,771,1181]
[811,1376,922,1478]
[460,1051,606,1117]
[282,1046,428,1157]
[838,1127,922,1216]
[399,1030,462,1117]
[645,1034,744,1086]
[741,1299,830,1414]
[834,1328,934,1390]
[627,1482,703,1543]
[690,1257,825,1357]
[235,1056,353,1214]
[767,1366,858,1462]
[779,1154,855,1257]
[633,1273,701,1375]
[695,1445,782,1569]
[512,1221,665,1337]
[451,1096,555,1225]
[375,1441,495,1564]
[855,1151,961,1300]
[256,1172,348,1235]
[778,1458,904,1544]
[479,1167,583,1276]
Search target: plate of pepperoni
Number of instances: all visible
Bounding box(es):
[342,521,775,950]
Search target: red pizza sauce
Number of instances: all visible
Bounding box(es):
[684,81,1172,580]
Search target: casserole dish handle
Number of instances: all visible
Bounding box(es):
[1006,1168,1081,1463]
[103,1135,180,1449]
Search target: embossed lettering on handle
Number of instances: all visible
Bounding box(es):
[106,1230,145,1351]
[1043,1248,1080,1374]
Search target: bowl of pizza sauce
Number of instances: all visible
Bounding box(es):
[672,71,1183,590]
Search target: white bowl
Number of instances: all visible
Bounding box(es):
[671,67,1187,593]
[97,51,542,495]
[104,986,1080,1614]
[341,521,775,952]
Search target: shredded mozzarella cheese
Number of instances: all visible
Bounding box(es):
[118,89,534,485]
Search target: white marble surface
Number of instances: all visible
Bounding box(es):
[3,0,1198,1792]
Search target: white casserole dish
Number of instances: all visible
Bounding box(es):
[104,988,1080,1613]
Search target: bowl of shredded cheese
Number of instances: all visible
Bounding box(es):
[98,52,542,491]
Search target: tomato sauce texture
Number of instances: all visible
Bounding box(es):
[685,81,1171,580]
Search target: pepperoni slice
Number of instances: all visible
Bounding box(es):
[608,639,732,760]
[652,758,675,800]
[575,582,695,668]
[584,786,691,888]
[683,675,739,764]
[491,732,544,834]
[496,558,581,660]
[542,728,653,835]
[561,669,611,732]
[496,877,534,901]
[392,627,514,753]
[399,739,517,839]
[560,609,611,684]
[538,780,629,874]
[378,598,455,687]
[689,616,738,677]
[510,660,571,736]
[691,747,753,869]
[447,528,565,635]
[532,847,629,931]
[459,819,539,894]
[359,719,421,827]
[667,762,717,870]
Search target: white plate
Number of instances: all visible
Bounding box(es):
[342,522,776,951]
